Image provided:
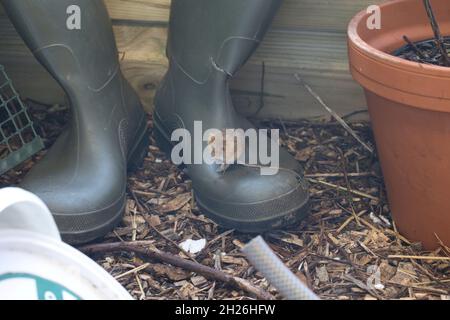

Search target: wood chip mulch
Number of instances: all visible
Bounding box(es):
[1,101,449,301]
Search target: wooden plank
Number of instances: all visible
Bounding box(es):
[232,64,366,120]
[272,0,383,32]
[29,23,350,73]
[103,0,382,32]
[114,25,353,73]
[253,29,349,72]
[114,24,167,64]
[2,56,365,121]
[0,3,369,120]
[105,0,170,25]
[0,1,382,32]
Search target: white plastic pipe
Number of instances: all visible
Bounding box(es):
[242,236,319,300]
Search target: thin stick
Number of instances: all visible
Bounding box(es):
[278,117,304,143]
[308,178,380,201]
[339,149,361,225]
[253,61,266,117]
[144,216,199,264]
[79,242,274,300]
[295,74,374,153]
[133,189,172,197]
[309,253,353,266]
[383,228,412,245]
[435,233,450,256]
[343,275,383,299]
[423,0,450,66]
[115,263,151,280]
[388,281,449,295]
[130,191,199,264]
[388,255,450,261]
[403,35,429,60]
[414,279,450,286]
[305,172,374,178]
[336,211,366,233]
[135,274,146,300]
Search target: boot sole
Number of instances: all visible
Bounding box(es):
[196,193,310,233]
[60,117,150,244]
[153,112,310,233]
[60,194,127,245]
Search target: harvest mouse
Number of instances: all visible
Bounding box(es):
[207,129,245,173]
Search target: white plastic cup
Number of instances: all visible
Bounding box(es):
[0,188,132,300]
[0,187,60,239]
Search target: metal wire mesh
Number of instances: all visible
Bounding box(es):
[0,65,43,175]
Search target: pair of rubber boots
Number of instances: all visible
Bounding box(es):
[3,0,310,244]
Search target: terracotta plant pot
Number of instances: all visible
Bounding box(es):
[348,0,450,249]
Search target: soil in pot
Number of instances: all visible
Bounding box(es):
[394,36,450,66]
[394,0,450,67]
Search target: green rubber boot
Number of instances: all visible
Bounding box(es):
[2,0,150,244]
[154,0,310,232]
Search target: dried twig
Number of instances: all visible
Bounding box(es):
[435,233,450,256]
[305,172,374,178]
[115,263,151,280]
[336,211,366,234]
[130,191,199,264]
[253,61,266,117]
[308,178,380,201]
[295,74,374,153]
[133,189,172,197]
[79,242,275,300]
[278,117,304,143]
[343,275,383,300]
[423,0,450,66]
[144,215,199,264]
[388,254,450,261]
[403,35,429,61]
[339,149,362,226]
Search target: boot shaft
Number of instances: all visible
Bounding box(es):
[2,0,119,95]
[3,0,145,147]
[167,0,282,82]
[155,0,282,130]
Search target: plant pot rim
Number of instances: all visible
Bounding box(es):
[348,0,450,76]
[348,0,450,112]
